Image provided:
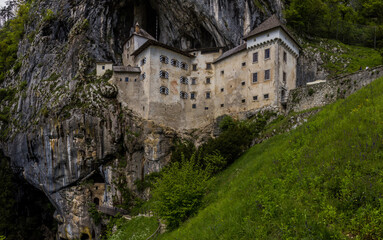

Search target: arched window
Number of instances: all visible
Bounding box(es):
[171,59,179,67]
[160,55,169,64]
[160,86,169,95]
[159,70,169,79]
[180,62,188,70]
[180,76,188,85]
[180,91,188,99]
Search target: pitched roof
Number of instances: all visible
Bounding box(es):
[131,40,194,58]
[113,66,141,73]
[244,15,301,48]
[123,28,157,46]
[213,43,247,64]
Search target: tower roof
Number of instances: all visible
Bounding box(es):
[244,15,301,48]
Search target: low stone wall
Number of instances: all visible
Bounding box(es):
[287,66,383,112]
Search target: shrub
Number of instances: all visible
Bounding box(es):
[88,203,102,225]
[308,88,315,96]
[152,156,210,230]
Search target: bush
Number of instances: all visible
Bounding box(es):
[152,156,210,230]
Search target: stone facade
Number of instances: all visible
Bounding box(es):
[287,66,383,112]
[100,16,300,130]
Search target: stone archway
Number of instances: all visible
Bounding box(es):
[93,197,100,206]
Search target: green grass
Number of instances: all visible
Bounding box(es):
[107,217,158,240]
[306,39,382,77]
[158,76,383,239]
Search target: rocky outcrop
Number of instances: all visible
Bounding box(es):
[0,0,284,239]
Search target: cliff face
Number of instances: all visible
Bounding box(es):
[1,0,284,239]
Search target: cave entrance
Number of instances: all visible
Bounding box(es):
[80,233,90,240]
[93,197,100,206]
[88,171,105,184]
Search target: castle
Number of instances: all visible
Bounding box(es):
[97,15,301,130]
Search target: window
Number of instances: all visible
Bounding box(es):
[192,64,197,71]
[171,59,179,67]
[221,88,224,92]
[180,76,188,84]
[205,107,209,110]
[242,99,246,103]
[160,55,169,64]
[141,73,146,80]
[159,70,169,79]
[283,51,287,62]
[265,69,270,80]
[190,92,196,99]
[253,96,258,101]
[253,52,258,62]
[119,78,122,81]
[180,62,188,70]
[134,79,137,82]
[141,58,146,66]
[221,104,224,107]
[160,86,169,95]
[180,91,188,99]
[192,104,197,109]
[241,81,245,86]
[265,48,270,59]
[125,77,129,82]
[191,78,197,85]
[252,72,258,83]
[283,72,286,84]
[206,63,212,70]
[102,66,105,70]
[264,94,269,99]
[221,70,224,75]
[206,92,211,99]
[242,62,246,67]
[206,78,211,84]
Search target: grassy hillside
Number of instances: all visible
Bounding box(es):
[104,216,158,240]
[305,39,382,77]
[156,76,383,239]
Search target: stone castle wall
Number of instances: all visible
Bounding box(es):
[287,66,383,113]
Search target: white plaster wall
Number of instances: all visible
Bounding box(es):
[214,42,278,119]
[96,63,113,76]
[247,28,299,56]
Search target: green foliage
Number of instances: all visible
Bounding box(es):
[88,203,102,225]
[134,172,162,192]
[308,88,315,96]
[0,1,31,84]
[159,77,383,239]
[42,9,55,22]
[0,236,5,240]
[104,216,158,240]
[285,0,383,48]
[152,156,210,230]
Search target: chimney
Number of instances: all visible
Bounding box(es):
[135,22,140,33]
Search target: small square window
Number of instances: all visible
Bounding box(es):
[252,72,258,83]
[192,64,197,71]
[192,104,197,109]
[206,92,211,99]
[221,104,224,107]
[119,78,122,81]
[265,70,270,80]
[241,81,245,86]
[242,99,246,103]
[253,52,258,63]
[102,66,105,70]
[190,92,196,99]
[265,48,270,59]
[242,62,246,66]
[253,96,258,101]
[205,107,209,110]
[206,78,211,84]
[264,94,269,99]
[206,63,212,70]
[221,70,224,75]
[221,88,224,92]
[191,78,197,85]
[125,77,129,82]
